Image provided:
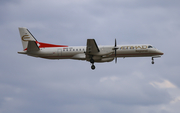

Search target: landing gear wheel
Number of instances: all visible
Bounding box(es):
[152,61,154,64]
[91,65,95,70]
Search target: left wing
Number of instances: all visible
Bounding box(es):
[85,39,114,64]
[86,39,100,55]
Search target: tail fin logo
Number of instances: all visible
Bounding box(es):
[21,35,31,41]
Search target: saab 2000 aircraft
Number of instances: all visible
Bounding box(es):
[18,27,164,70]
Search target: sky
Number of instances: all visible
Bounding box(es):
[1,0,180,113]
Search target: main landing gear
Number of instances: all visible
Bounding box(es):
[152,57,154,64]
[90,59,95,70]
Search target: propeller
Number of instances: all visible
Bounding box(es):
[113,39,118,63]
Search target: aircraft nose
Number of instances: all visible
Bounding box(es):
[157,50,164,55]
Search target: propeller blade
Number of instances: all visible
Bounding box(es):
[114,39,117,63]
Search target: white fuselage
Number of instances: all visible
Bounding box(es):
[23,44,163,62]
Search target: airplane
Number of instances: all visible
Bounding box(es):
[18,27,164,70]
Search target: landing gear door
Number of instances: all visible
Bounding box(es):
[58,49,62,56]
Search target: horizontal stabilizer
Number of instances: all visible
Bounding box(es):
[27,41,39,51]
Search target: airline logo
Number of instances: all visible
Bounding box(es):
[120,45,148,50]
[21,35,31,41]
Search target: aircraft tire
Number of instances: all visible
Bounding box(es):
[91,65,95,70]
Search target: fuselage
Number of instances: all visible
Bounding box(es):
[20,44,163,62]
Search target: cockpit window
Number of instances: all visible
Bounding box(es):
[148,45,156,48]
[148,46,153,48]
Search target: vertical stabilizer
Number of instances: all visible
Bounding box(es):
[19,27,37,50]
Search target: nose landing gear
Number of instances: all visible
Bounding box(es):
[152,57,154,64]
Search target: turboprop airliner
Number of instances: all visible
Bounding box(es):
[18,27,164,70]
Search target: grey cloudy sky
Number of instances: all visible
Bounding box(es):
[1,0,180,113]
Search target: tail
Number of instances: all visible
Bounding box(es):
[18,27,68,54]
[19,27,37,51]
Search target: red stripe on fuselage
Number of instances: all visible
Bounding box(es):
[36,41,68,48]
[23,41,68,51]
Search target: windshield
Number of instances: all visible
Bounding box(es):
[148,45,156,49]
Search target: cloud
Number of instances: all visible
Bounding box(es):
[100,76,121,82]
[170,96,180,104]
[150,80,177,89]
